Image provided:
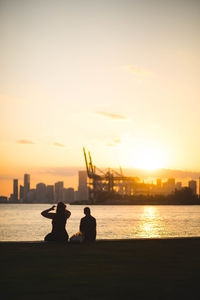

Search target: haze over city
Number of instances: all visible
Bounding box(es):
[1,0,200,196]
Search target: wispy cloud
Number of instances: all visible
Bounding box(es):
[125,65,155,78]
[106,138,122,147]
[96,112,128,120]
[53,142,65,147]
[16,140,35,144]
[37,166,82,176]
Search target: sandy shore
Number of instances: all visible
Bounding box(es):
[1,238,200,299]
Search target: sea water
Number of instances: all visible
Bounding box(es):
[1,204,200,241]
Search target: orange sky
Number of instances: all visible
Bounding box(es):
[1,0,200,196]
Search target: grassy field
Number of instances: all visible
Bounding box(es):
[1,238,200,300]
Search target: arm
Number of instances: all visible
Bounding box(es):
[65,210,71,219]
[41,205,56,219]
[80,218,84,233]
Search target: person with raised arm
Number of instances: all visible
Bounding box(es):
[41,202,71,242]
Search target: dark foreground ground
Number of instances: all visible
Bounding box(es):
[1,238,200,300]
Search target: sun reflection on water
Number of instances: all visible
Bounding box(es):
[140,206,162,238]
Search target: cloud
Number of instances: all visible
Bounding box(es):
[16,140,35,144]
[125,65,155,78]
[36,166,83,177]
[0,175,16,180]
[106,138,122,147]
[53,142,65,147]
[96,112,128,120]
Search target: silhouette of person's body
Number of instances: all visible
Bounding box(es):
[80,207,96,241]
[41,202,71,242]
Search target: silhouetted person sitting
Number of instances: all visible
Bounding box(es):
[80,207,96,241]
[41,202,71,242]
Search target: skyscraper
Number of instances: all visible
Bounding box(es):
[55,181,64,203]
[24,174,30,198]
[64,188,75,203]
[46,185,54,203]
[78,171,88,201]
[13,179,18,202]
[36,183,47,203]
[188,180,197,195]
[20,185,24,202]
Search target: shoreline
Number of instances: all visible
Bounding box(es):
[1,236,200,243]
[1,202,200,205]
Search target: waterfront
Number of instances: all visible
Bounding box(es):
[1,204,200,241]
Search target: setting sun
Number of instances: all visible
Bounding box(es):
[133,147,166,170]
[118,138,168,171]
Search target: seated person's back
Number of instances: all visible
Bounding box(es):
[80,207,96,241]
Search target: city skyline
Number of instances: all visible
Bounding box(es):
[1,0,200,196]
[2,165,200,197]
[1,170,89,203]
[1,170,199,203]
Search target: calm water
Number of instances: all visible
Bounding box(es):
[1,204,200,241]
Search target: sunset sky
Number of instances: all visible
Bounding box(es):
[1,0,200,196]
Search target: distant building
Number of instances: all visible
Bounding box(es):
[36,183,47,203]
[78,171,88,201]
[55,181,64,203]
[20,185,24,202]
[74,190,79,201]
[199,177,200,196]
[24,174,30,201]
[46,185,54,203]
[188,180,197,195]
[9,193,14,203]
[0,196,8,203]
[163,178,176,194]
[27,189,36,203]
[13,179,18,202]
[64,188,75,203]
[176,182,182,190]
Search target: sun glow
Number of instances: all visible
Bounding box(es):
[119,137,169,171]
[133,147,165,170]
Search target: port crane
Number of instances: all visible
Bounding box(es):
[83,147,139,202]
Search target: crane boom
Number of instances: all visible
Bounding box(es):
[83,147,89,176]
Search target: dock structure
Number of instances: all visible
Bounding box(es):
[83,147,149,203]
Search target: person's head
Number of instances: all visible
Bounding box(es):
[56,202,66,215]
[84,207,91,216]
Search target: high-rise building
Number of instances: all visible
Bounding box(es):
[20,185,24,202]
[163,178,176,194]
[64,188,75,203]
[46,185,54,203]
[24,174,30,199]
[176,182,182,190]
[36,183,47,203]
[188,180,197,195]
[199,177,200,196]
[27,189,36,203]
[78,171,88,201]
[13,179,18,202]
[55,181,64,203]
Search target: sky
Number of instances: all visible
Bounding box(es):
[0,0,200,196]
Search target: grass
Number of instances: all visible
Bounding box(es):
[1,239,200,299]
